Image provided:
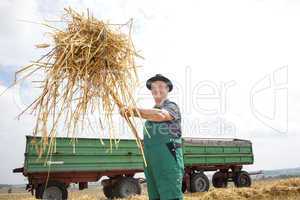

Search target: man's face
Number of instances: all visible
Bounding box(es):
[150,81,169,100]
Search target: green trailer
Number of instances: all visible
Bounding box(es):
[13,136,254,199]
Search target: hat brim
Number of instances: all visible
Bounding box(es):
[146,76,173,92]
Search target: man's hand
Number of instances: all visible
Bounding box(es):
[120,107,139,118]
[120,107,132,118]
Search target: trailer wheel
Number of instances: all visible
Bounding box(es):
[114,177,141,198]
[35,185,43,199]
[212,171,228,188]
[190,173,210,192]
[182,180,187,193]
[103,185,115,199]
[234,171,251,188]
[41,181,68,200]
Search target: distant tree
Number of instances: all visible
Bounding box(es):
[8,188,12,193]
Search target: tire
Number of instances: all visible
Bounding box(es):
[190,173,210,193]
[103,185,115,199]
[234,171,252,188]
[41,181,68,200]
[212,171,228,188]
[35,185,43,199]
[114,177,141,198]
[182,180,187,193]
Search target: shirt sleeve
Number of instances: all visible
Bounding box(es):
[162,101,181,120]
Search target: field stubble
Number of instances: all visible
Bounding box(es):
[0,178,299,200]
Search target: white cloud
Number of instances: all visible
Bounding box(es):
[1,0,300,184]
[0,85,35,184]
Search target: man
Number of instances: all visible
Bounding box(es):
[121,74,184,200]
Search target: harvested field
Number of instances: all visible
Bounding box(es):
[1,178,299,200]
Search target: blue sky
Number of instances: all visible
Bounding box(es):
[0,66,14,86]
[1,0,300,184]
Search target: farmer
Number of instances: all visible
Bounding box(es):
[121,74,184,200]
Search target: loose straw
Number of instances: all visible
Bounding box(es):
[15,7,146,165]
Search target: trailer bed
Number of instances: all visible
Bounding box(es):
[15,136,254,199]
[24,136,253,173]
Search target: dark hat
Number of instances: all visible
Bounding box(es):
[146,74,173,92]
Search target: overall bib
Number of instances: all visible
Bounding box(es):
[143,120,184,200]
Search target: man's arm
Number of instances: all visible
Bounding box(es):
[137,108,174,122]
[121,107,174,122]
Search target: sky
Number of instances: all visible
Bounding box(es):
[0,0,300,184]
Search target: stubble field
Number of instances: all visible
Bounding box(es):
[1,178,299,200]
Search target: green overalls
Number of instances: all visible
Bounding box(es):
[143,100,184,200]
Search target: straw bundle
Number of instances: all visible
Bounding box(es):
[16,8,144,161]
